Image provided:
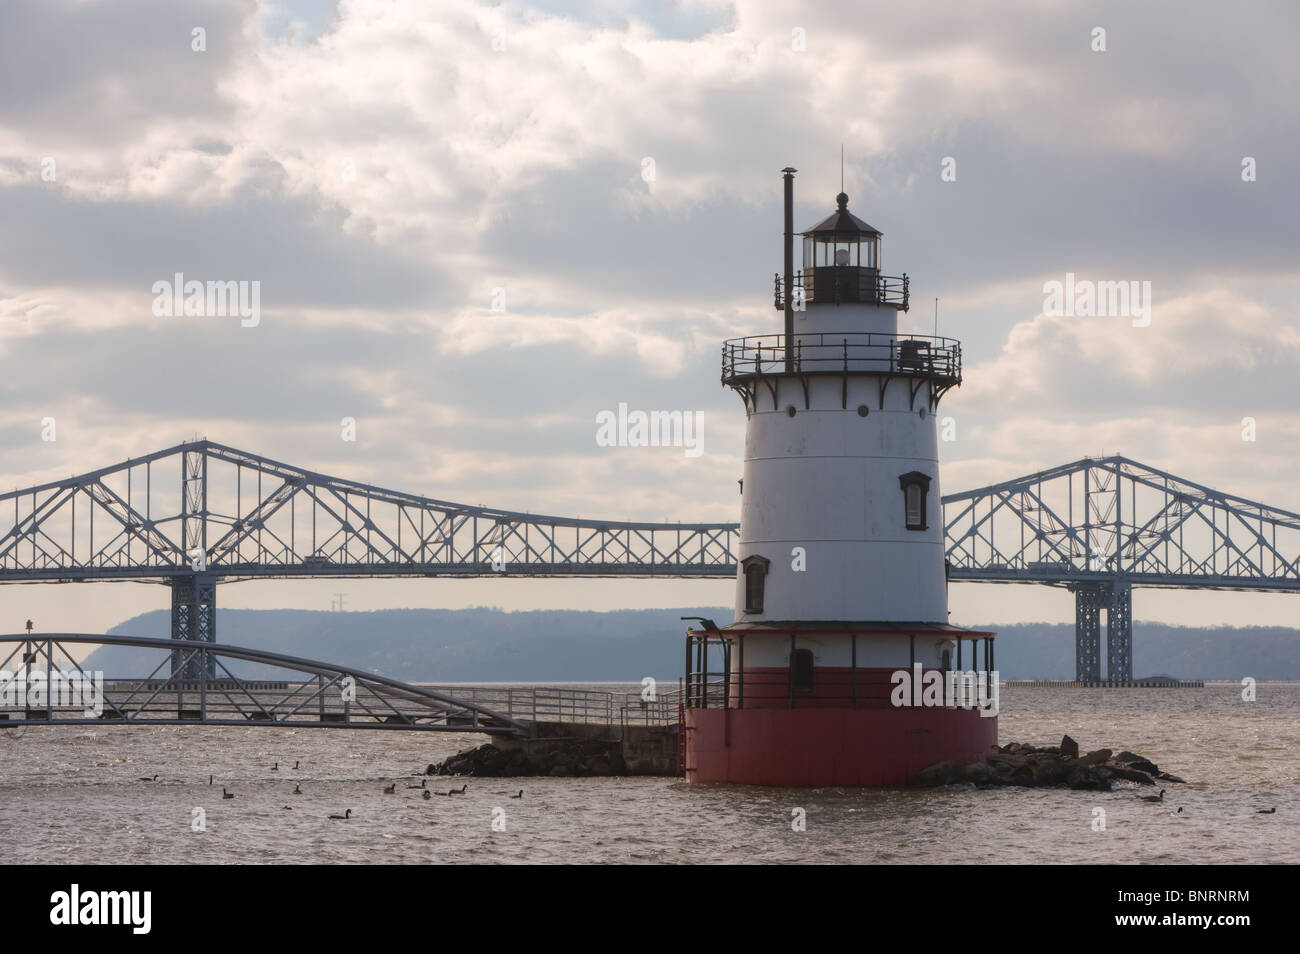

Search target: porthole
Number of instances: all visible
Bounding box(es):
[786,406,797,418]
[919,407,927,420]
[857,405,869,417]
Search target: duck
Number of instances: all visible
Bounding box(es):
[448,784,468,795]
[328,809,352,820]
[293,760,300,770]
[406,779,427,790]
[209,775,213,785]
[422,790,433,800]
[293,784,302,795]
[383,782,397,794]
[1138,788,1166,803]
[137,774,157,782]
[1257,807,1277,814]
[222,788,235,800]
[271,762,279,771]
[510,790,523,799]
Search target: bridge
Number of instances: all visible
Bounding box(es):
[1,441,1297,686]
[944,456,1300,680]
[0,633,675,733]
[0,439,736,676]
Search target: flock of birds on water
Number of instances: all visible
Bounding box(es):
[135,759,524,820]
[133,765,1279,820]
[1132,788,1277,816]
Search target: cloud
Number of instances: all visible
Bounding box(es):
[0,0,1297,628]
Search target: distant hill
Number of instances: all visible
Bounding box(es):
[88,607,736,683]
[81,609,1300,681]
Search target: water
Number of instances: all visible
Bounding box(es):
[1,684,1295,864]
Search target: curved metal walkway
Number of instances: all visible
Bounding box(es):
[0,634,530,734]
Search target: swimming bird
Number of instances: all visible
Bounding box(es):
[272,762,279,771]
[137,774,157,782]
[222,788,235,799]
[293,760,300,770]
[282,805,292,810]
[406,779,427,790]
[422,790,432,800]
[209,775,213,785]
[1257,807,1277,814]
[1138,788,1166,803]
[293,784,302,795]
[383,782,396,794]
[448,784,467,795]
[328,809,352,820]
[510,790,523,799]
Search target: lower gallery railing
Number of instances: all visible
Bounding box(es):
[682,632,998,712]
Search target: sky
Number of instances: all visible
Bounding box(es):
[0,0,1298,635]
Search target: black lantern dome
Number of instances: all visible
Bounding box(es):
[803,192,881,270]
[797,193,907,309]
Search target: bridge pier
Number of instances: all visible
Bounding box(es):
[1106,581,1132,683]
[1072,581,1132,683]
[1074,585,1102,682]
[170,574,216,679]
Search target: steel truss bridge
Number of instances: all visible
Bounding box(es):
[944,456,1300,680]
[0,440,736,679]
[0,442,1296,686]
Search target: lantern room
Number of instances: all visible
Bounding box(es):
[803,192,880,270]
[799,192,907,309]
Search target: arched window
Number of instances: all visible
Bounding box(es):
[741,555,770,614]
[898,471,932,531]
[790,647,814,693]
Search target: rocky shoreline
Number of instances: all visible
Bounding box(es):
[428,738,627,778]
[431,734,1186,789]
[918,735,1186,790]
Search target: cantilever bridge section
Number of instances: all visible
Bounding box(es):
[0,440,739,675]
[943,456,1300,681]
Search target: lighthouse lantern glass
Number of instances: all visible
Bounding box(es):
[803,233,878,270]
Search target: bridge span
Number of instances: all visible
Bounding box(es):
[2,442,1299,683]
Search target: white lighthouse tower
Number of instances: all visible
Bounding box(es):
[683,168,998,786]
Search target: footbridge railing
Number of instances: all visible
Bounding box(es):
[0,634,531,734]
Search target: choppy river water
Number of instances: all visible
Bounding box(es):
[1,683,1295,864]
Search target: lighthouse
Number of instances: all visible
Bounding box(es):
[682,168,998,786]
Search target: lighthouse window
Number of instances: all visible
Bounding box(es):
[790,648,814,694]
[741,555,770,614]
[906,484,922,524]
[898,471,931,531]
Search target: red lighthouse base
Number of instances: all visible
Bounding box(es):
[684,707,997,787]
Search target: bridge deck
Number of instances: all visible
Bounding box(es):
[0,634,679,733]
